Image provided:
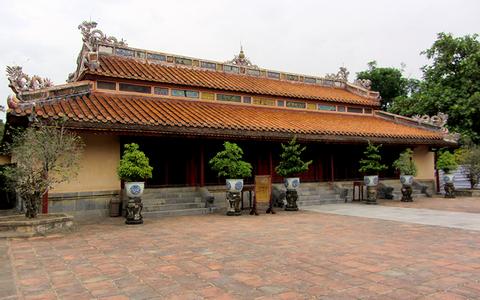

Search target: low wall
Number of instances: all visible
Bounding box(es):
[48,190,119,220]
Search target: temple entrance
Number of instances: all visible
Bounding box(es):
[120,136,403,187]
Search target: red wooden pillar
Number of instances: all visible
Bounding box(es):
[189,152,196,186]
[330,153,335,183]
[200,144,205,186]
[269,148,273,176]
[42,191,48,213]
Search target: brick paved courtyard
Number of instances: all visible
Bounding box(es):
[3,205,480,299]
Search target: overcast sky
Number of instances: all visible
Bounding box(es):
[1,0,479,120]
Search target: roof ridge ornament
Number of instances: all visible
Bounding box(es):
[78,21,127,51]
[325,67,349,82]
[354,78,372,90]
[6,66,53,95]
[225,46,258,68]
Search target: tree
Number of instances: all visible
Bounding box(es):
[4,121,84,218]
[456,143,480,189]
[393,148,417,176]
[359,141,388,175]
[209,142,252,179]
[356,61,415,110]
[117,143,153,182]
[436,150,458,174]
[390,33,480,142]
[275,136,312,177]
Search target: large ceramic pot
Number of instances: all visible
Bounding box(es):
[125,182,145,198]
[284,177,300,191]
[443,173,455,184]
[400,175,414,187]
[226,179,244,193]
[364,175,379,187]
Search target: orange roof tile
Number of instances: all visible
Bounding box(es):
[11,92,446,145]
[83,55,379,107]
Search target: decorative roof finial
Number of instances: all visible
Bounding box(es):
[6,66,53,95]
[78,20,127,51]
[325,67,350,82]
[226,46,258,68]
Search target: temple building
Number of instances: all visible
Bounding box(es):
[4,21,456,217]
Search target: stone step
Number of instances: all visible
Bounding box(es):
[142,197,202,205]
[142,191,201,199]
[145,187,199,193]
[143,207,213,218]
[143,203,204,212]
[298,198,344,206]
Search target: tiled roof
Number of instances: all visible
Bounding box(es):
[83,55,379,107]
[11,92,446,144]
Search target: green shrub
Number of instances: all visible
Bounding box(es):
[359,141,388,175]
[436,150,458,174]
[275,136,312,177]
[393,148,417,176]
[209,142,252,178]
[117,143,153,181]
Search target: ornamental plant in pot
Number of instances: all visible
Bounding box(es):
[117,143,153,198]
[359,141,387,204]
[275,136,312,211]
[393,148,417,202]
[436,150,458,198]
[209,142,252,215]
[393,148,417,187]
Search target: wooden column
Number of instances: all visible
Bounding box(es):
[42,191,48,214]
[269,148,273,176]
[330,153,335,183]
[200,144,205,186]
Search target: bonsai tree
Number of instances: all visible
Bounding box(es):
[436,150,458,174]
[393,148,418,176]
[275,136,312,177]
[359,141,388,175]
[3,121,84,218]
[117,143,153,182]
[209,142,252,179]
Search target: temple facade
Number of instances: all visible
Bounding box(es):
[4,22,456,217]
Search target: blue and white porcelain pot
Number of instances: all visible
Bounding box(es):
[400,175,414,187]
[443,174,455,184]
[284,177,300,191]
[364,175,379,187]
[125,182,145,198]
[226,179,244,193]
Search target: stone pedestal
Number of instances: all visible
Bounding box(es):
[125,197,143,224]
[401,185,413,202]
[285,190,299,211]
[226,192,241,216]
[444,182,456,198]
[365,186,378,205]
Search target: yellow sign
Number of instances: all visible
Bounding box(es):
[255,175,271,203]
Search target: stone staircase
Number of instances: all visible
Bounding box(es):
[294,182,346,207]
[141,187,214,217]
[334,180,429,201]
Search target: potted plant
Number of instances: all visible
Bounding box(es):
[393,148,417,187]
[436,150,458,198]
[393,148,417,202]
[359,141,387,204]
[117,143,153,198]
[275,136,312,210]
[209,142,252,215]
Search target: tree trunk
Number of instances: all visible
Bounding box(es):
[24,192,40,218]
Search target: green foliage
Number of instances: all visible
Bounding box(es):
[455,143,480,189]
[393,148,417,176]
[3,121,84,218]
[436,150,458,174]
[356,61,417,110]
[389,33,480,142]
[209,142,252,179]
[359,141,388,175]
[275,136,312,177]
[117,143,153,182]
